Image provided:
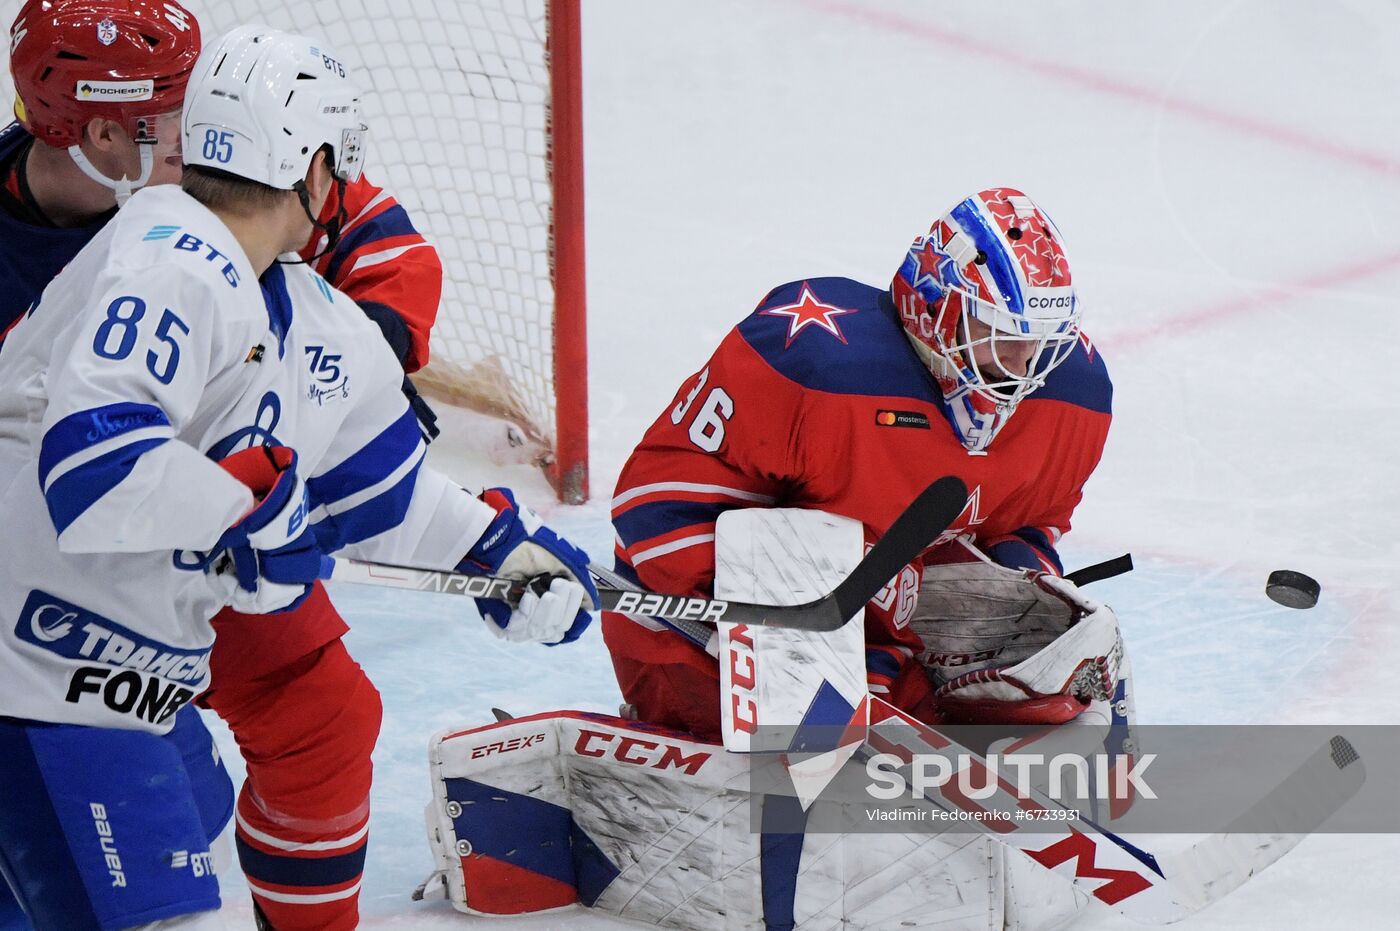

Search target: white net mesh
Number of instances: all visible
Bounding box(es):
[1,0,568,475]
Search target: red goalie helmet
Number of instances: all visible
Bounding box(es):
[892,188,1082,451]
[9,0,202,147]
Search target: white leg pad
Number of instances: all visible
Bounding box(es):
[422,711,1088,930]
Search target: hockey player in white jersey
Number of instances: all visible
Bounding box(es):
[0,25,597,930]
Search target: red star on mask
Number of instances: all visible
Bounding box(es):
[914,238,948,281]
[760,282,856,347]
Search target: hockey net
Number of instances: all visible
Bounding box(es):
[1,0,589,502]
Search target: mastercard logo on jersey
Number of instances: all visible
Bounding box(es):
[875,409,931,429]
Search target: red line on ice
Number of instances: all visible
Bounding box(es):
[804,0,1400,179]
[1100,247,1400,351]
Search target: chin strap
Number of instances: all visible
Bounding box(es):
[66,142,154,208]
[280,175,348,266]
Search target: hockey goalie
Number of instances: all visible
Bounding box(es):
[419,190,1138,929]
[420,512,1135,931]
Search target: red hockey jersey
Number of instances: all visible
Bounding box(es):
[605,276,1112,726]
[302,174,442,373]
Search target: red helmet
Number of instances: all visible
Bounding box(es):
[9,0,201,148]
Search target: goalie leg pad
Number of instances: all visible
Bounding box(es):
[424,711,743,921]
[424,713,589,916]
[426,711,1072,930]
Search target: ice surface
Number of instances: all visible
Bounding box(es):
[195,0,1400,926]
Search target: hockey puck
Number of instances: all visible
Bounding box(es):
[1265,570,1320,609]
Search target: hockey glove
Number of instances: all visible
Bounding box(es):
[209,445,327,614]
[914,556,1122,725]
[460,487,598,645]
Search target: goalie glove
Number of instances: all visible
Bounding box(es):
[460,488,598,645]
[913,553,1123,725]
[207,445,326,614]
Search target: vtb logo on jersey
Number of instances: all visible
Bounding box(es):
[305,345,350,405]
[143,226,240,288]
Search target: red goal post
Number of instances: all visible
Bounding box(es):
[547,0,589,504]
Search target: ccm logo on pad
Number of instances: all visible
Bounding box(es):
[575,729,711,775]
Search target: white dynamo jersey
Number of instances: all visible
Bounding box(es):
[0,185,492,733]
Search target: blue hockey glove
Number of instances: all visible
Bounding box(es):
[460,487,598,645]
[210,445,327,613]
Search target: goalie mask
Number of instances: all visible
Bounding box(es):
[892,188,1082,452]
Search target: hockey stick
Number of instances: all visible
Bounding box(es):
[1065,552,1134,587]
[325,475,969,632]
[638,550,1134,655]
[862,699,1365,924]
[589,561,718,652]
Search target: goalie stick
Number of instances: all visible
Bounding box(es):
[324,475,969,632]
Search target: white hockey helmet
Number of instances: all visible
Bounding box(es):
[181,25,366,190]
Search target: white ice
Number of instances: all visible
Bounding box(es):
[196,1,1400,927]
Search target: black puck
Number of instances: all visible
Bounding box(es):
[1265,570,1320,609]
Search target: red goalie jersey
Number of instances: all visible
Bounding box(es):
[605,276,1112,739]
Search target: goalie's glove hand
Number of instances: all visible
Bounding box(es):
[460,487,598,645]
[208,445,327,614]
[915,559,1122,725]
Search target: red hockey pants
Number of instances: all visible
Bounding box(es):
[201,583,381,931]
